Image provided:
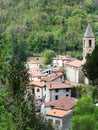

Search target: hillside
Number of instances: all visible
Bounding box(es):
[1,0,98,58]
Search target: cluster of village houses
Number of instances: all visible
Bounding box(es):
[26,23,95,130]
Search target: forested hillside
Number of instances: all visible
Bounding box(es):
[1,0,98,58]
[1,1,98,130]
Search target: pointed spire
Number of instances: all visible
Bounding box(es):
[84,23,94,38]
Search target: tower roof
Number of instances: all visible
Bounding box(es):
[84,23,94,38]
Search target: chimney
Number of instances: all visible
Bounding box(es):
[54,112,56,114]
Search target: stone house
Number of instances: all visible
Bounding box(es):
[46,109,72,130]
[43,81,72,102]
[66,59,85,84]
[27,81,43,112]
[29,71,46,81]
[27,56,44,68]
[27,60,40,69]
[41,96,77,116]
[41,96,77,130]
[41,72,64,83]
[28,81,43,99]
[52,55,74,67]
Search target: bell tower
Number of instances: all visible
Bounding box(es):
[83,23,95,61]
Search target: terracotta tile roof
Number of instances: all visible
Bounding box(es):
[28,60,38,64]
[66,59,85,68]
[53,55,73,61]
[46,81,72,89]
[51,67,62,72]
[35,102,43,107]
[28,81,42,88]
[44,96,77,111]
[46,109,71,117]
[29,72,46,77]
[41,72,63,82]
[29,67,41,71]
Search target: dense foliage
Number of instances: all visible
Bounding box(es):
[0,0,98,129]
[71,94,98,130]
[6,35,54,129]
[0,26,54,129]
[42,49,56,64]
[0,90,15,130]
[1,0,98,58]
[82,45,98,84]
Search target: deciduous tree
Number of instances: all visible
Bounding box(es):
[71,94,98,130]
[42,49,56,65]
[0,90,15,130]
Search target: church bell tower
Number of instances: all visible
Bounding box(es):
[83,23,95,61]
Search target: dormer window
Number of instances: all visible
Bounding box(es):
[89,40,92,48]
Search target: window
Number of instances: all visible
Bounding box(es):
[66,88,69,92]
[37,89,40,92]
[55,95,58,100]
[55,120,60,125]
[55,89,58,92]
[66,94,69,96]
[32,88,35,94]
[89,40,92,47]
[36,57,39,60]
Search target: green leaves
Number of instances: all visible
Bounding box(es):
[42,49,56,65]
[1,0,98,56]
[71,94,98,130]
[83,45,98,84]
[72,115,95,130]
[0,90,15,130]
[74,94,94,115]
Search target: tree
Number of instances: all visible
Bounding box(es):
[7,37,33,130]
[5,24,37,129]
[66,15,82,52]
[7,32,54,130]
[71,94,98,130]
[66,16,82,41]
[82,45,98,85]
[42,49,56,65]
[0,90,15,130]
